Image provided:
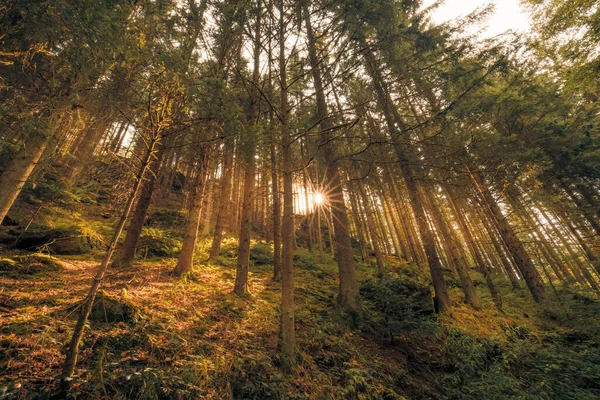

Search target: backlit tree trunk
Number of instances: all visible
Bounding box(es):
[112,141,167,268]
[363,49,451,312]
[234,0,261,296]
[0,120,54,225]
[304,3,361,312]
[278,0,296,365]
[173,146,211,276]
[469,167,551,310]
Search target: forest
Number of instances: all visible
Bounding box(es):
[1,0,599,398]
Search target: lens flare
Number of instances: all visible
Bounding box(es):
[313,192,325,205]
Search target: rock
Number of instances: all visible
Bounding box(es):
[0,258,17,271]
[0,216,19,227]
[14,227,97,255]
[0,254,64,275]
[88,290,142,323]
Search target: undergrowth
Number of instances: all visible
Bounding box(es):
[0,238,599,399]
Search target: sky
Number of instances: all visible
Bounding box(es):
[421,0,531,38]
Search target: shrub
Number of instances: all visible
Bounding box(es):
[145,209,186,227]
[217,237,240,258]
[361,267,435,342]
[21,172,72,205]
[230,356,284,399]
[249,242,273,265]
[293,248,320,271]
[138,227,182,258]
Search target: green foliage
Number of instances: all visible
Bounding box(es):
[293,249,320,271]
[341,359,407,400]
[306,321,355,369]
[138,227,182,258]
[361,266,436,341]
[146,209,186,228]
[21,173,72,205]
[249,242,273,265]
[438,291,600,399]
[441,327,504,383]
[117,367,204,400]
[230,356,285,399]
[219,237,241,258]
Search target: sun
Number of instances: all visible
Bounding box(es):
[313,192,325,205]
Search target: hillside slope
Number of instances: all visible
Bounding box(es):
[1,234,599,399]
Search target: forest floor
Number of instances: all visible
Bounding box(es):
[1,208,600,399]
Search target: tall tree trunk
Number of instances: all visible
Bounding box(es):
[507,189,574,283]
[271,138,282,281]
[234,0,261,296]
[112,141,167,268]
[209,142,234,259]
[201,177,214,236]
[173,147,211,276]
[358,184,385,274]
[278,0,296,365]
[363,49,451,312]
[427,189,480,309]
[61,118,163,385]
[0,123,53,225]
[66,117,111,180]
[469,168,551,310]
[304,3,361,312]
[233,154,256,295]
[348,182,370,263]
[447,190,503,311]
[561,181,600,236]
[477,206,522,289]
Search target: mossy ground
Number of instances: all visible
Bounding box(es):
[1,235,599,399]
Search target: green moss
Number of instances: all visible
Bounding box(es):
[0,257,17,270]
[0,253,65,275]
[88,290,143,323]
[13,224,101,255]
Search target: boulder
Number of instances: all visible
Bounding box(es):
[89,290,142,323]
[0,216,19,227]
[14,227,97,255]
[0,254,64,275]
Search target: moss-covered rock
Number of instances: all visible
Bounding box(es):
[0,253,65,275]
[0,258,17,271]
[14,226,97,255]
[88,290,142,323]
